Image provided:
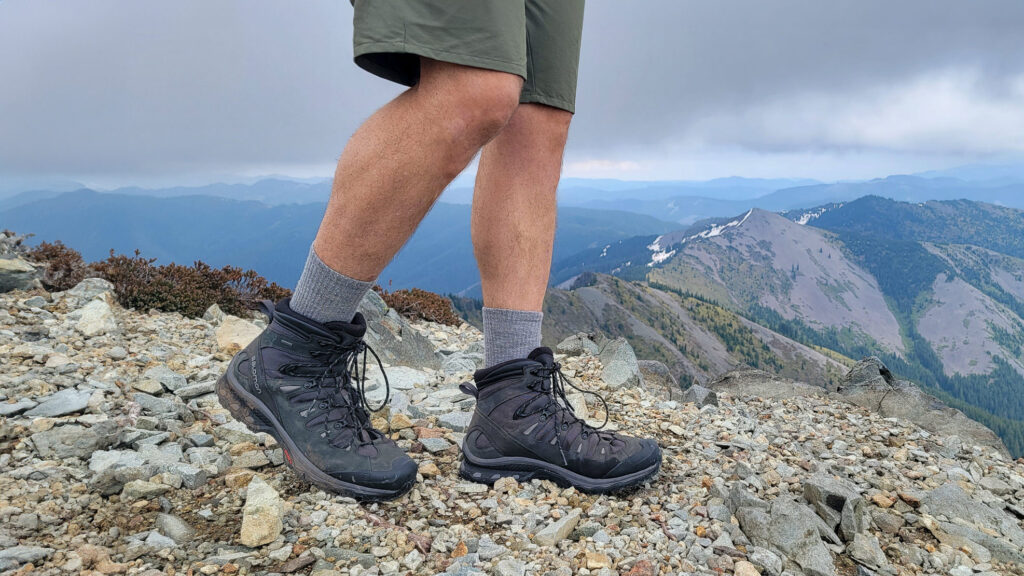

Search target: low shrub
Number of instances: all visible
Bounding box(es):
[374,285,460,326]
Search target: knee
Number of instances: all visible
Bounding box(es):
[420,63,523,147]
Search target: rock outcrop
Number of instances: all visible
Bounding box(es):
[1,279,1021,576]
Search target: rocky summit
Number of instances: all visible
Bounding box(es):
[2,278,1024,576]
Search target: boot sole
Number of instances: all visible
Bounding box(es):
[216,368,415,502]
[459,454,661,494]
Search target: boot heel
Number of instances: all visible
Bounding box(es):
[216,375,274,434]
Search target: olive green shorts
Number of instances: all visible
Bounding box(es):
[351,0,585,113]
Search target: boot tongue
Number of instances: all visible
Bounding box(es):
[527,347,555,366]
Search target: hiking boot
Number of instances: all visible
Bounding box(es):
[459,347,661,493]
[216,298,417,501]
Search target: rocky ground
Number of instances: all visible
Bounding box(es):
[2,278,1024,576]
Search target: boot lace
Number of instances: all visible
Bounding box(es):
[527,362,618,464]
[284,337,390,448]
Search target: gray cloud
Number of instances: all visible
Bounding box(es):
[1,0,1022,185]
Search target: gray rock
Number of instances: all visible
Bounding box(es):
[737,499,837,576]
[358,290,441,369]
[682,384,718,407]
[709,368,828,400]
[848,533,889,571]
[921,483,1024,563]
[556,333,601,357]
[144,365,187,392]
[31,422,117,459]
[439,411,473,432]
[638,359,679,396]
[533,509,582,547]
[65,277,115,301]
[802,473,867,541]
[0,399,37,417]
[23,295,47,307]
[0,545,53,567]
[155,513,195,544]
[175,380,216,399]
[89,449,146,474]
[74,298,118,336]
[598,337,644,389]
[216,420,261,444]
[727,485,770,513]
[442,353,480,375]
[122,480,171,500]
[25,388,92,417]
[145,530,178,549]
[747,546,783,576]
[107,346,128,360]
[495,559,526,576]
[419,438,452,453]
[132,392,178,415]
[476,535,508,560]
[0,257,42,292]
[838,360,1008,456]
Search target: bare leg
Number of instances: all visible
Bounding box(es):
[472,103,573,311]
[314,58,523,281]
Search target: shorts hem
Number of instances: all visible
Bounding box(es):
[354,40,527,84]
[519,91,575,114]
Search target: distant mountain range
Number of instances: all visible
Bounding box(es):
[0,189,676,296]
[517,196,1024,456]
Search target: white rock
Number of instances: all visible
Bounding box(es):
[239,476,284,547]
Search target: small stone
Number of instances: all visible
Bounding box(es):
[439,411,473,432]
[107,346,128,360]
[533,509,581,547]
[175,381,216,399]
[418,461,440,477]
[495,558,526,576]
[154,513,195,544]
[145,531,177,549]
[239,476,284,547]
[390,413,414,430]
[586,552,611,569]
[624,560,656,576]
[419,437,452,453]
[871,493,895,508]
[121,480,171,501]
[143,365,187,391]
[25,388,92,418]
[682,384,718,407]
[132,379,164,394]
[734,560,761,576]
[494,477,519,494]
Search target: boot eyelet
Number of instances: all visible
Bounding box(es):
[319,402,328,409]
[561,424,568,431]
[334,423,341,429]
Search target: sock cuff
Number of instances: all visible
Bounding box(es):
[290,245,374,324]
[482,307,544,322]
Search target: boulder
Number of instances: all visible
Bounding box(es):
[709,368,827,400]
[358,290,441,370]
[31,422,118,460]
[638,359,679,400]
[73,298,118,337]
[216,315,262,353]
[0,257,41,292]
[25,388,92,418]
[837,359,1008,456]
[682,384,718,407]
[556,333,601,357]
[598,337,644,389]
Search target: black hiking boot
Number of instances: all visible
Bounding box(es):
[458,347,661,493]
[216,298,417,501]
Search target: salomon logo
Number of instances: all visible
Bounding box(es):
[251,357,260,393]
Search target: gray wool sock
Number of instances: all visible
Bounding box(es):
[290,246,374,324]
[482,307,544,367]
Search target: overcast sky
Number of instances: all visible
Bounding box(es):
[2,0,1023,188]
